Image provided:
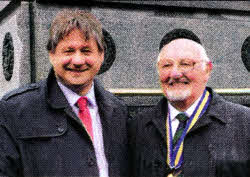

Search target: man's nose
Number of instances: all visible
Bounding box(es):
[169,65,183,78]
[72,52,85,66]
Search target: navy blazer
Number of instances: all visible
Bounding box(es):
[0,70,130,176]
[129,88,250,177]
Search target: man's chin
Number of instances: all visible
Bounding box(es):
[65,81,89,88]
[164,89,191,102]
[59,78,91,88]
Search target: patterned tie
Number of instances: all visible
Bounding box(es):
[173,113,189,148]
[77,96,94,141]
[172,113,189,177]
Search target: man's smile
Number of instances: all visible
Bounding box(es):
[65,67,89,73]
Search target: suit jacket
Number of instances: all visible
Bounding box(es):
[129,87,250,177]
[0,70,130,176]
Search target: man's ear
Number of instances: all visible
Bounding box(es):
[100,51,104,63]
[48,51,55,65]
[203,61,212,83]
[206,61,213,73]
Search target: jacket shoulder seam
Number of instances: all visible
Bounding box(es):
[2,83,40,101]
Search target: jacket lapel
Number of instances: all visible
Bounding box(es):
[46,69,82,125]
[188,88,228,134]
[151,98,168,141]
[94,79,116,161]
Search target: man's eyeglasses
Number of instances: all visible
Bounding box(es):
[160,60,205,73]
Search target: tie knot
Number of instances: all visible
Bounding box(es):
[176,113,188,122]
[77,96,88,111]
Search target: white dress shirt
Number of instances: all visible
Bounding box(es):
[57,81,109,177]
[168,94,203,137]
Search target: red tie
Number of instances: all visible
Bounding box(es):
[77,96,94,141]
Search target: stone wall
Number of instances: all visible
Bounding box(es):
[0,1,31,98]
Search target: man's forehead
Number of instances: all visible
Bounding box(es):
[159,39,204,61]
[163,38,202,49]
[59,30,96,45]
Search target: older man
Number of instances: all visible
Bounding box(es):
[0,10,129,176]
[129,29,250,177]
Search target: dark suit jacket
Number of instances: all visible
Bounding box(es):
[129,87,250,177]
[0,70,130,176]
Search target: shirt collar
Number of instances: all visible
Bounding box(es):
[168,103,180,122]
[57,81,97,107]
[168,94,203,121]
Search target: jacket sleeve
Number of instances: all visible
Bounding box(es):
[0,101,22,176]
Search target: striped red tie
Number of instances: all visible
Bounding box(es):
[77,96,94,141]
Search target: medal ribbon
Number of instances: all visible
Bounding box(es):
[166,89,211,169]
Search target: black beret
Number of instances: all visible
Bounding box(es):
[159,28,202,51]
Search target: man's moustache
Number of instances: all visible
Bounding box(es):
[167,77,190,85]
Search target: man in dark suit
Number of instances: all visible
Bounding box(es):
[129,29,250,177]
[0,10,129,176]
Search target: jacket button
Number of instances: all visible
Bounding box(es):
[154,160,162,168]
[189,161,193,166]
[57,127,64,133]
[159,144,163,151]
[88,157,95,166]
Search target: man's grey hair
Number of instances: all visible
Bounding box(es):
[47,9,104,53]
